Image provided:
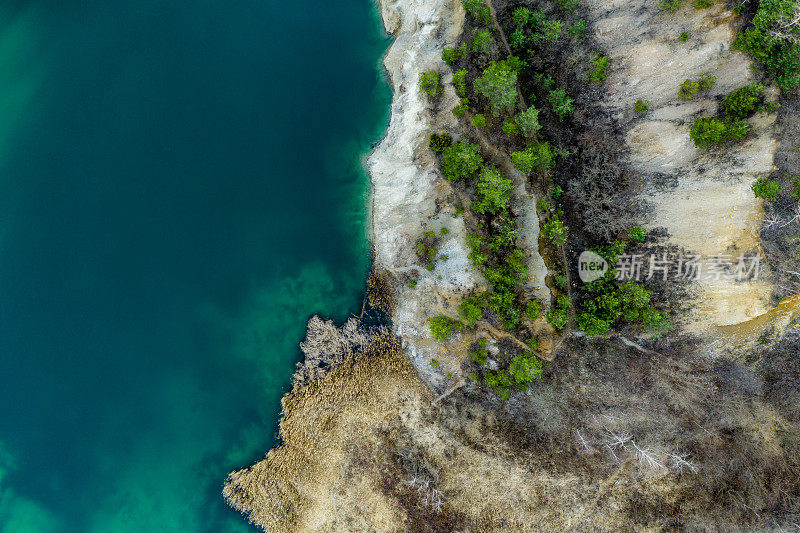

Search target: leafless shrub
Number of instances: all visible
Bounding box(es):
[293,315,372,387]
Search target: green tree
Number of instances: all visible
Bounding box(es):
[441,140,482,181]
[419,70,443,97]
[546,307,569,329]
[569,20,587,37]
[723,83,765,119]
[542,217,568,246]
[534,20,563,43]
[515,106,541,137]
[548,88,574,120]
[509,351,543,386]
[453,69,468,97]
[525,300,543,319]
[733,0,800,91]
[429,133,453,152]
[471,113,487,129]
[511,142,555,173]
[474,61,518,114]
[634,99,649,114]
[474,166,514,214]
[442,42,468,65]
[512,7,531,28]
[502,119,521,137]
[471,29,495,53]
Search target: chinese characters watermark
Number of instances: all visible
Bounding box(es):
[578,251,762,283]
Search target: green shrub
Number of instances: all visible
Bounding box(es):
[509,351,543,387]
[689,117,726,147]
[752,177,782,201]
[484,369,514,400]
[441,140,482,181]
[487,218,518,250]
[525,300,543,319]
[467,233,488,268]
[531,20,563,43]
[733,0,800,91]
[534,73,556,92]
[453,69,468,97]
[660,0,684,11]
[502,119,521,137]
[440,227,449,235]
[577,312,611,335]
[442,43,468,65]
[556,295,571,309]
[551,185,564,199]
[690,117,750,148]
[459,294,486,327]
[569,20,587,38]
[578,279,658,335]
[723,119,750,142]
[505,55,527,74]
[698,74,717,91]
[590,54,610,82]
[461,0,483,12]
[430,359,440,368]
[429,314,463,342]
[512,7,531,28]
[474,60,519,114]
[419,70,443,98]
[634,99,649,114]
[694,0,713,8]
[461,0,491,24]
[680,75,716,101]
[680,32,690,42]
[429,133,453,152]
[542,217,568,246]
[510,29,528,50]
[471,29,495,53]
[793,176,800,199]
[469,339,489,366]
[629,226,647,243]
[722,83,765,120]
[556,0,579,13]
[473,165,514,214]
[546,307,569,329]
[536,197,551,212]
[554,273,568,291]
[679,79,697,101]
[453,103,468,118]
[408,279,417,288]
[511,142,555,173]
[460,0,492,25]
[471,113,487,129]
[547,88,574,120]
[515,105,541,137]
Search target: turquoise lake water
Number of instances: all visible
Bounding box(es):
[0,1,390,531]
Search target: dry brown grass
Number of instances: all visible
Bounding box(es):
[225,329,800,532]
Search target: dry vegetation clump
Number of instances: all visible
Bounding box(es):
[292,316,374,388]
[367,267,396,313]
